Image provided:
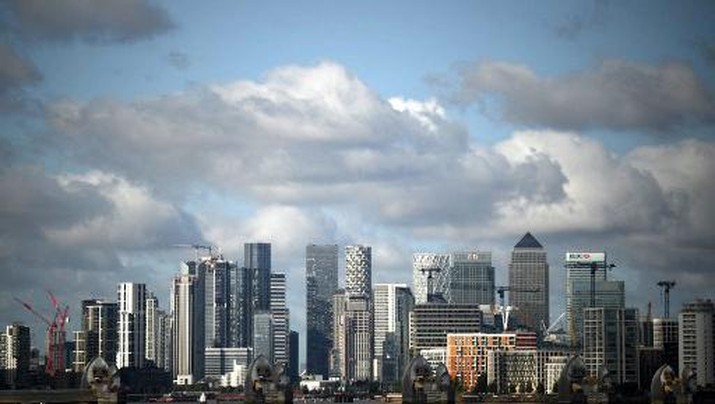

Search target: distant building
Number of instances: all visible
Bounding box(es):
[289,330,299,382]
[653,317,679,372]
[145,294,160,366]
[204,347,252,379]
[270,273,289,366]
[446,332,537,391]
[488,350,567,394]
[173,261,205,385]
[582,307,639,384]
[410,304,482,353]
[373,283,413,384]
[413,251,494,305]
[253,310,273,362]
[330,290,346,379]
[117,282,146,369]
[73,299,118,371]
[245,242,271,312]
[342,245,373,382]
[678,298,714,387]
[508,232,549,332]
[1,323,30,388]
[305,244,338,378]
[564,252,623,346]
[202,258,234,349]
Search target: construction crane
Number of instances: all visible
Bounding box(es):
[172,243,215,262]
[590,262,616,307]
[420,267,444,303]
[495,286,539,331]
[656,281,676,318]
[15,292,70,375]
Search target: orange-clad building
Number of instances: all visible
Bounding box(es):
[446,332,537,391]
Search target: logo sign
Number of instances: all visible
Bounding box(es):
[565,252,606,263]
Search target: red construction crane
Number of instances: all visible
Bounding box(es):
[15,291,70,375]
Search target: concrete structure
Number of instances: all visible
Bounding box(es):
[679,298,714,387]
[117,282,146,369]
[270,273,289,366]
[413,251,494,306]
[345,245,371,298]
[373,283,413,384]
[409,304,482,353]
[508,232,549,332]
[305,243,338,377]
[446,332,537,391]
[172,261,205,385]
[487,350,568,394]
[344,297,373,381]
[582,307,639,384]
[145,294,160,366]
[419,348,447,369]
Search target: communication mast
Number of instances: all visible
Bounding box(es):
[656,281,676,318]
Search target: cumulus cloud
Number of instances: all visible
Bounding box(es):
[27,61,715,329]
[4,0,173,43]
[0,163,204,331]
[453,59,715,132]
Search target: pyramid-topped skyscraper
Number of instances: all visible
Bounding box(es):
[508,232,549,333]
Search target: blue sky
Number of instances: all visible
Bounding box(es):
[1,0,714,363]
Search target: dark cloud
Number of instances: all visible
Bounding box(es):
[0,43,41,93]
[167,51,190,70]
[453,59,715,132]
[4,0,173,43]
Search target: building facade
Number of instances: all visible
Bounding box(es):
[409,304,482,353]
[412,251,494,305]
[508,232,549,332]
[204,347,252,379]
[117,282,146,369]
[305,244,339,377]
[1,323,30,388]
[582,307,639,384]
[373,283,413,384]
[678,299,714,387]
[73,299,118,371]
[413,253,451,304]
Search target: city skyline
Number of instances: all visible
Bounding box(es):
[0,0,714,369]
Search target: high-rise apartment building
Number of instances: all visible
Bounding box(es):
[270,273,289,366]
[413,251,494,305]
[652,317,679,372]
[145,293,160,366]
[1,323,30,388]
[73,299,118,371]
[253,310,273,361]
[173,261,205,385]
[509,232,549,332]
[583,307,639,384]
[345,245,372,298]
[117,282,146,369]
[679,299,714,387]
[565,252,624,346]
[202,258,234,349]
[306,244,338,377]
[330,290,347,379]
[373,284,413,383]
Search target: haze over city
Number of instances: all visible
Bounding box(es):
[1,0,714,363]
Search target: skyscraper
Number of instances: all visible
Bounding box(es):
[270,272,289,366]
[412,251,494,305]
[253,311,274,361]
[1,323,30,388]
[306,244,338,377]
[509,232,549,332]
[330,290,347,379]
[117,282,146,369]
[373,284,413,383]
[343,245,373,381]
[678,299,714,387]
[73,299,118,371]
[202,257,234,348]
[173,261,205,385]
[245,242,271,311]
[565,252,623,346]
[145,293,160,366]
